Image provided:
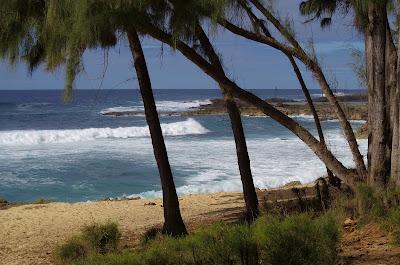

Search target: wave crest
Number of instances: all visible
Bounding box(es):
[0,118,209,146]
[100,99,212,116]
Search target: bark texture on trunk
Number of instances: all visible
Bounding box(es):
[392,86,400,184]
[146,25,359,186]
[366,4,389,189]
[195,25,259,221]
[127,30,187,236]
[392,13,400,185]
[224,91,260,220]
[385,20,396,179]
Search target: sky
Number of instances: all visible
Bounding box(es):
[0,0,364,91]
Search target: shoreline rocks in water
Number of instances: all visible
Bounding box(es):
[181,98,367,121]
[100,93,368,120]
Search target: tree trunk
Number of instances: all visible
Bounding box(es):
[392,10,400,185]
[247,0,368,181]
[146,25,359,186]
[219,17,367,182]
[224,91,260,221]
[287,55,339,186]
[127,29,187,236]
[385,19,396,180]
[392,84,400,184]
[366,4,389,189]
[195,25,259,221]
[241,4,337,186]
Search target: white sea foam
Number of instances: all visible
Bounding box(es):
[117,133,368,199]
[0,118,209,146]
[100,99,212,115]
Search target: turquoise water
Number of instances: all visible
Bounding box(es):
[0,89,366,202]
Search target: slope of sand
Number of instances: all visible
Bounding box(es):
[2,191,400,265]
[0,193,244,265]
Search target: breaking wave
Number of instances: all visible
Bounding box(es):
[0,118,209,146]
[100,99,212,115]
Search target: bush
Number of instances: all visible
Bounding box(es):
[253,213,340,265]
[141,225,163,244]
[56,236,91,264]
[56,223,120,264]
[67,213,340,265]
[81,223,120,254]
[183,223,258,265]
[382,207,400,246]
[355,184,385,222]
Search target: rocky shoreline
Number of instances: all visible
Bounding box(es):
[100,95,368,139]
[182,98,367,121]
[101,97,368,121]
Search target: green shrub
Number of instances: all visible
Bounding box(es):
[141,225,162,244]
[56,223,120,265]
[56,236,91,264]
[81,223,120,254]
[356,184,385,221]
[184,223,258,265]
[253,213,340,265]
[381,207,400,245]
[73,251,142,265]
[62,215,340,265]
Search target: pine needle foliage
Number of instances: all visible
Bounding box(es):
[0,0,235,100]
[299,0,393,29]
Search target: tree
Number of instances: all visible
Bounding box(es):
[241,2,338,186]
[300,0,398,188]
[141,17,360,186]
[0,0,188,236]
[393,2,400,185]
[127,29,187,235]
[195,24,259,221]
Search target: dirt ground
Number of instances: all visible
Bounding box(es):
[1,192,400,265]
[340,221,400,265]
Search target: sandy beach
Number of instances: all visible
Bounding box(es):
[0,193,245,265]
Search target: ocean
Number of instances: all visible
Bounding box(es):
[0,89,367,202]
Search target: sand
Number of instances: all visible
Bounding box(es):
[0,193,245,265]
[3,190,400,265]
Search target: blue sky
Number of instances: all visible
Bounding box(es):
[0,0,364,91]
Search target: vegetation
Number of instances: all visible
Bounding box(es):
[55,223,120,264]
[300,0,400,188]
[56,213,341,265]
[2,3,400,262]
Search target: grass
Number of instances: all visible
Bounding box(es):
[55,182,400,265]
[56,212,341,265]
[55,222,120,264]
[341,182,400,246]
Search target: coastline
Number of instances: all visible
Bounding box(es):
[101,98,368,121]
[2,178,397,265]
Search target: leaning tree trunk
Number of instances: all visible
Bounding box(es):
[246,0,367,181]
[195,25,259,221]
[366,4,389,189]
[127,29,187,236]
[241,4,337,186]
[287,55,339,186]
[145,25,359,186]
